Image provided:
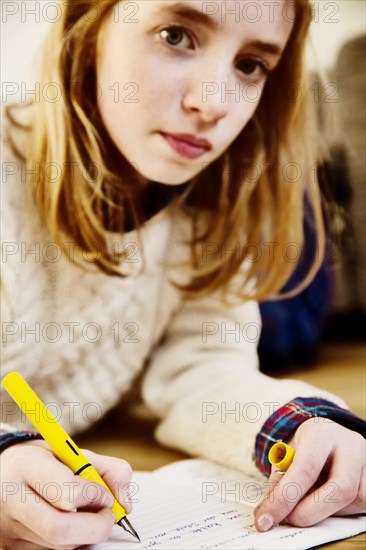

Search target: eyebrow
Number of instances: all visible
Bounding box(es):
[155,2,283,57]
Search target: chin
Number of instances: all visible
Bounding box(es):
[158,176,193,186]
[139,166,197,186]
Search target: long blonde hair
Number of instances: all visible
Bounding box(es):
[4,0,327,303]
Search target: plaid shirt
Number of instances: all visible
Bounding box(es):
[255,397,366,476]
[0,428,44,453]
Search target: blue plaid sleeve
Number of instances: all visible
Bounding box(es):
[0,426,44,454]
[255,397,366,477]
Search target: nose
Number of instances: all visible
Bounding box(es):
[182,65,231,123]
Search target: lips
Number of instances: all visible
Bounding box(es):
[159,132,212,160]
[162,132,212,149]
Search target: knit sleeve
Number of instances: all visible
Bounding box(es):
[141,294,351,480]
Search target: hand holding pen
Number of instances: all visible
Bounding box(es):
[1,372,139,550]
[254,418,366,532]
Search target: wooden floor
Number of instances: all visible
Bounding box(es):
[78,342,366,549]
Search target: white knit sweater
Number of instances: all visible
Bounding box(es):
[0,108,348,480]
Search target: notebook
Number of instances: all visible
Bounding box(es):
[83,458,366,549]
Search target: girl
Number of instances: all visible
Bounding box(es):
[1,1,365,548]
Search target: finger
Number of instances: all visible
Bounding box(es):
[7,533,77,550]
[4,515,63,549]
[254,440,330,531]
[30,465,114,513]
[4,493,84,549]
[12,446,115,512]
[9,491,115,548]
[5,540,48,550]
[253,466,295,530]
[82,450,133,513]
[284,448,363,527]
[327,464,365,517]
[253,465,284,516]
[261,466,283,498]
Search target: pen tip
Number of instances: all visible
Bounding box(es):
[118,517,141,542]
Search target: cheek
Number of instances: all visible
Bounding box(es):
[118,59,178,113]
[228,98,261,140]
[138,58,183,105]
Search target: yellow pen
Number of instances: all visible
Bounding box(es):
[268,441,295,474]
[1,371,140,542]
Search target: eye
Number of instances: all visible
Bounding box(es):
[159,25,194,49]
[236,58,269,79]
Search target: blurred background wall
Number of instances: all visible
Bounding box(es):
[306,0,365,70]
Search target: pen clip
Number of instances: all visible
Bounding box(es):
[66,440,79,456]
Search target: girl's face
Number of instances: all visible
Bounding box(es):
[97,0,294,186]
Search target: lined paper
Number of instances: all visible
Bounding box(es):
[84,460,366,550]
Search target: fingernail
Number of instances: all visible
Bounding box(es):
[102,492,115,508]
[258,513,273,532]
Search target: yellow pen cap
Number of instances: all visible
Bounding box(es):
[1,372,86,472]
[268,441,295,471]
